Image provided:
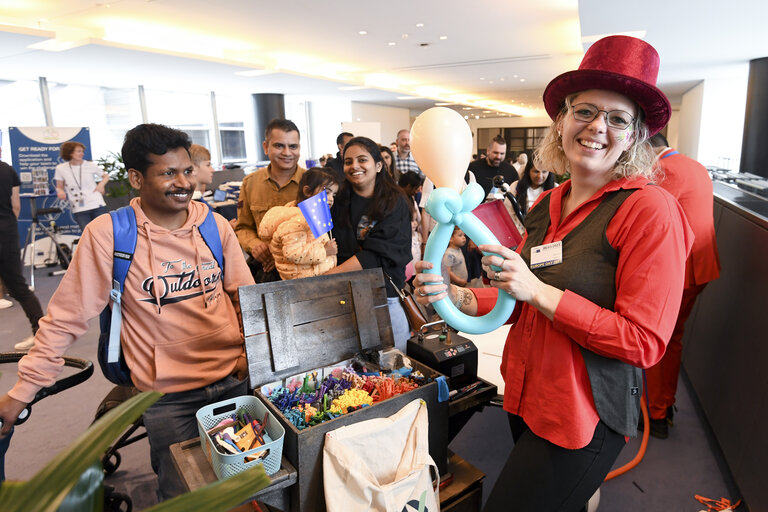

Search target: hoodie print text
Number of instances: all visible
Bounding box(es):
[139,257,222,307]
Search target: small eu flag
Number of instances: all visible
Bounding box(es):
[298,190,333,238]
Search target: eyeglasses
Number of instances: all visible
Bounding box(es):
[570,103,635,130]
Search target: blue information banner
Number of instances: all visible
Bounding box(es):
[8,127,91,258]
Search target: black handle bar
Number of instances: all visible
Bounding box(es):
[0,352,94,428]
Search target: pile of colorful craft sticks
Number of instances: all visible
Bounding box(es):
[264,366,429,430]
[207,407,270,460]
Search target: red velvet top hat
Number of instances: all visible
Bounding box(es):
[543,35,671,136]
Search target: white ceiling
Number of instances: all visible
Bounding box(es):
[1,0,767,119]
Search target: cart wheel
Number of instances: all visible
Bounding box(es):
[102,451,121,475]
[104,485,132,512]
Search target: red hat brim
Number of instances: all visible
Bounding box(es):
[543,69,671,136]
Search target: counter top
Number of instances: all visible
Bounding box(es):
[712,181,768,229]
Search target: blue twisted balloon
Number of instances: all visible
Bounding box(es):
[422,182,516,334]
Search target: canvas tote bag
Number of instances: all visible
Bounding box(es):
[323,398,440,512]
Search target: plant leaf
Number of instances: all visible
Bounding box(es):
[0,391,161,512]
[144,464,271,512]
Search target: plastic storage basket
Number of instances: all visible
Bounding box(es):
[196,394,284,479]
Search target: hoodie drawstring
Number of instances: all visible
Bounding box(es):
[143,222,163,314]
[193,224,209,308]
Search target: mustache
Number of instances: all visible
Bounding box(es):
[166,188,194,195]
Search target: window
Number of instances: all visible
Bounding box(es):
[144,89,211,150]
[0,80,46,158]
[215,94,250,163]
[48,83,142,159]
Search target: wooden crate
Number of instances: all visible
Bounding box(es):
[239,269,449,512]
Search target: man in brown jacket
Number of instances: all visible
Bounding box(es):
[235,118,305,282]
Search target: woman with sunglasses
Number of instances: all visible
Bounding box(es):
[413,36,693,511]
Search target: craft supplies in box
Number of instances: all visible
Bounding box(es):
[238,269,449,512]
[263,358,437,431]
[196,395,285,479]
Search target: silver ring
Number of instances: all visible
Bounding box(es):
[494,271,502,281]
[418,287,427,297]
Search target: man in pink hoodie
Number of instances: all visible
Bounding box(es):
[0,124,255,499]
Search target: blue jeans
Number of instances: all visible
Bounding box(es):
[387,297,410,353]
[73,205,108,232]
[141,375,248,500]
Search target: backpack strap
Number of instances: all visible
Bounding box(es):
[106,206,137,364]
[198,208,224,273]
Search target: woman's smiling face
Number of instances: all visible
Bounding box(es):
[344,143,381,196]
[558,89,637,179]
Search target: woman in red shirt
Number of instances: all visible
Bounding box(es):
[414,36,693,512]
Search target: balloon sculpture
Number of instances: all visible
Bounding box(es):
[411,107,516,334]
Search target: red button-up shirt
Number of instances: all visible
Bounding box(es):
[474,177,693,449]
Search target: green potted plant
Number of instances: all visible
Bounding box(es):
[97,152,133,210]
[0,391,271,512]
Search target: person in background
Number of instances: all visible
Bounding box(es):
[468,135,519,197]
[0,124,255,500]
[0,280,12,310]
[189,144,215,206]
[510,159,557,213]
[380,144,400,181]
[441,226,468,287]
[327,137,412,351]
[325,132,353,182]
[54,141,109,231]
[642,132,721,438]
[513,151,529,174]
[413,36,692,511]
[258,167,339,280]
[397,171,423,280]
[0,148,44,351]
[394,129,423,178]
[389,142,397,155]
[235,118,306,283]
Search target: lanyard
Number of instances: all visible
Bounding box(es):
[660,150,678,160]
[69,162,83,190]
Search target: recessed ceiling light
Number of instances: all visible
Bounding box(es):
[401,33,409,39]
[500,78,505,81]
[388,42,396,46]
[479,77,485,81]
[435,102,453,106]
[513,74,518,78]
[475,115,480,119]
[482,110,492,113]
[489,81,494,84]
[439,35,448,40]
[462,107,472,110]
[520,78,525,82]
[416,23,424,28]
[464,115,469,119]
[359,31,367,35]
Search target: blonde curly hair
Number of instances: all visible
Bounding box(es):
[534,93,658,181]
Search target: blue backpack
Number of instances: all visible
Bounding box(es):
[98,206,225,386]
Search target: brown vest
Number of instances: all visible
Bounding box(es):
[521,189,641,437]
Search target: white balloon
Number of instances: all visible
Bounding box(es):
[410,107,473,191]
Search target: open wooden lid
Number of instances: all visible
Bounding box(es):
[239,269,395,389]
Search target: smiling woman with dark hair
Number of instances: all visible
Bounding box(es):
[327,137,412,350]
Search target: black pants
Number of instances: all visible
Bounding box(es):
[482,413,626,512]
[0,230,43,334]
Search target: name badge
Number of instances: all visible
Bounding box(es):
[530,241,563,269]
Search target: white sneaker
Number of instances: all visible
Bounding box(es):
[14,336,35,351]
[0,298,12,309]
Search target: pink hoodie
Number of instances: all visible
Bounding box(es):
[10,198,255,403]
